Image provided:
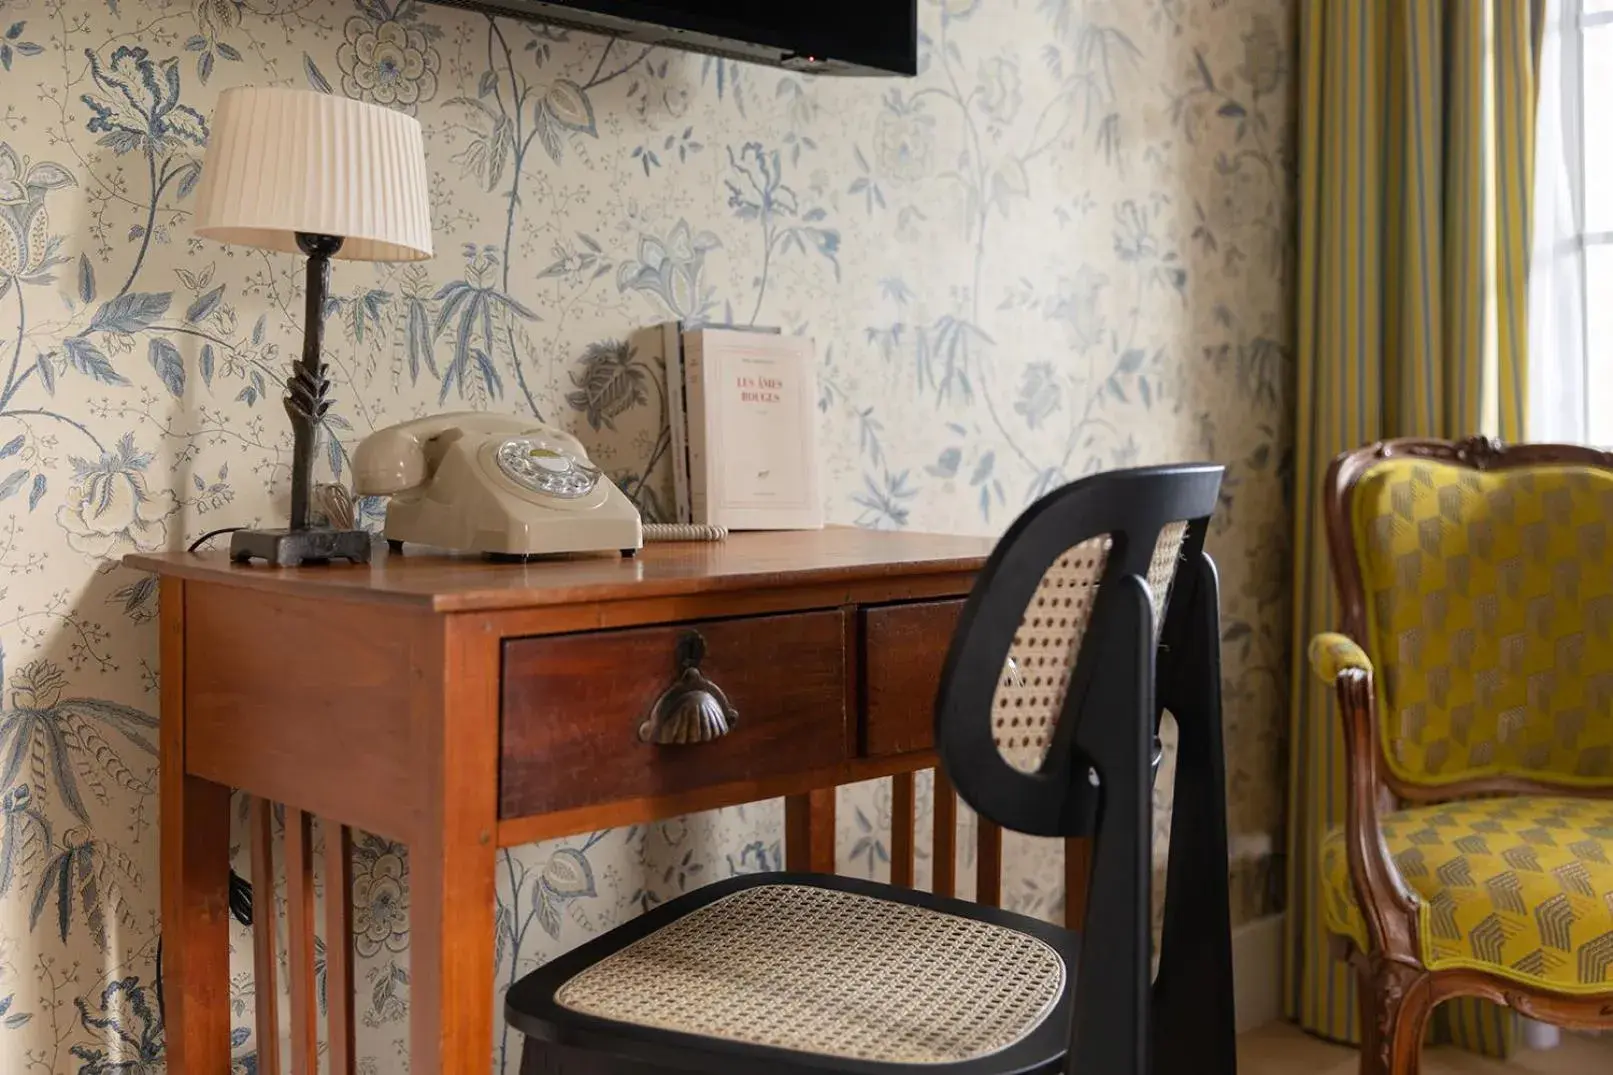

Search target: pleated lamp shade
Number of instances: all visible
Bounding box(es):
[193,87,432,262]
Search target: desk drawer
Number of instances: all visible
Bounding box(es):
[862,599,964,756]
[499,611,849,818]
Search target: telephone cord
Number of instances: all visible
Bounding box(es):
[642,522,728,542]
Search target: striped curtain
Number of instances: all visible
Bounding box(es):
[1283,0,1536,1057]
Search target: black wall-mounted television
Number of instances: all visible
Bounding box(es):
[422,0,918,77]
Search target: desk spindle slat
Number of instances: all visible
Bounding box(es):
[284,809,318,1075]
[784,788,837,872]
[932,769,957,898]
[1065,837,1091,928]
[324,822,357,1075]
[890,771,915,887]
[976,818,1003,907]
[249,797,280,1075]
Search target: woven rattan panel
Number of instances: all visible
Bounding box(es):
[554,884,1066,1064]
[992,522,1188,772]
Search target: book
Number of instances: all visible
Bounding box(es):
[682,327,822,530]
[660,321,691,524]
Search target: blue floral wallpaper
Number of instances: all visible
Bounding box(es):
[0,0,1294,1069]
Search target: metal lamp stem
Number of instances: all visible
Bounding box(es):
[225,231,370,566]
[287,232,343,531]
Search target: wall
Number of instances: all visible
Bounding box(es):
[0,0,1294,1069]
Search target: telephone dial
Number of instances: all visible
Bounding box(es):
[352,412,643,557]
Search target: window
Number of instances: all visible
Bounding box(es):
[1580,4,1613,442]
[1560,1,1613,442]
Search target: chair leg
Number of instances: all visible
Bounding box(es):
[1357,960,1431,1075]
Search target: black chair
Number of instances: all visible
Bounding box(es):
[506,464,1237,1075]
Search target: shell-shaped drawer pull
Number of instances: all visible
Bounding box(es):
[637,631,738,745]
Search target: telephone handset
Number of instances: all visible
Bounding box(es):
[353,412,643,557]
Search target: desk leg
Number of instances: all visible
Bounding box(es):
[161,774,232,1072]
[411,835,495,1075]
[411,617,499,1075]
[160,578,233,1073]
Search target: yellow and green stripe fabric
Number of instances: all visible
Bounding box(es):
[1285,0,1536,1056]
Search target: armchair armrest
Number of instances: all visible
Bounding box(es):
[1308,632,1372,682]
[1307,633,1422,962]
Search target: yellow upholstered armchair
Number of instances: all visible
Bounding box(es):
[1310,437,1613,1075]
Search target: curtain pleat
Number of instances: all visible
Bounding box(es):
[1444,0,1486,439]
[1283,0,1535,1057]
[1495,0,1536,441]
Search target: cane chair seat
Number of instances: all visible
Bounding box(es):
[505,873,1081,1074]
[552,883,1066,1064]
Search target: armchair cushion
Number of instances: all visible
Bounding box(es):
[1349,460,1613,787]
[1321,796,1613,994]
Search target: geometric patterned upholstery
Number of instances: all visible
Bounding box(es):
[1350,460,1613,787]
[1321,797,1613,993]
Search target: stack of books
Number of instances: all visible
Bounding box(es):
[662,323,823,531]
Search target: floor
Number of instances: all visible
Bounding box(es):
[1239,1023,1613,1075]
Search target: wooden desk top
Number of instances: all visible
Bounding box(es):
[125,527,994,612]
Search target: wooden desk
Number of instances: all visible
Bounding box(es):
[128,528,1004,1075]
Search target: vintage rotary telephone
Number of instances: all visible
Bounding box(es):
[352,412,644,557]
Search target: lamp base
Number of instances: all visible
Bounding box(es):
[229,527,373,567]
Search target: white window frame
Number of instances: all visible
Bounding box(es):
[1569,4,1610,441]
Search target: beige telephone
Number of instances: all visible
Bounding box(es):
[352,412,643,557]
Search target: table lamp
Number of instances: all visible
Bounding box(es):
[192,87,433,566]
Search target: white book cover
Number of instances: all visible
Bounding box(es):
[684,328,822,530]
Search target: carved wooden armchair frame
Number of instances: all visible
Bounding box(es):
[1317,436,1613,1075]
